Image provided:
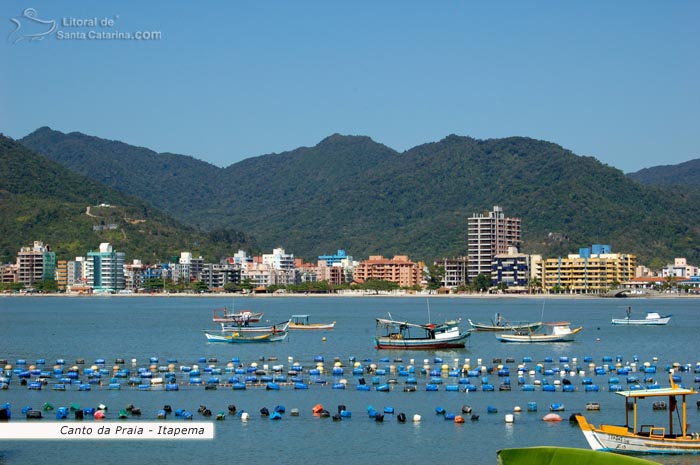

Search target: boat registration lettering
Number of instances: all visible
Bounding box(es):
[607,434,629,445]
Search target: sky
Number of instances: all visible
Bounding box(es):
[1,1,697,173]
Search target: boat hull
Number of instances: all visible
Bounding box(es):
[468,319,542,332]
[497,447,659,464]
[576,415,700,455]
[374,332,470,350]
[495,327,582,343]
[204,330,288,343]
[611,317,671,325]
[289,322,335,330]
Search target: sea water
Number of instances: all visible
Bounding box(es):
[1,296,699,465]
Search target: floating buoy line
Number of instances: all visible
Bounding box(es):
[2,353,700,424]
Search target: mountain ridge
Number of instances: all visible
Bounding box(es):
[17,127,700,266]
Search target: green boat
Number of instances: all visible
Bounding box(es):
[497,447,658,465]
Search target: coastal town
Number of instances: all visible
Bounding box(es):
[2,206,698,296]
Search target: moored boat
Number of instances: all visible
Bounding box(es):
[495,322,582,343]
[205,320,290,343]
[212,307,263,324]
[497,447,659,464]
[468,313,542,332]
[220,320,290,332]
[576,373,700,455]
[374,317,470,350]
[612,307,672,325]
[288,314,336,330]
[204,328,288,343]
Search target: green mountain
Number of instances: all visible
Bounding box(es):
[627,159,700,188]
[19,128,700,266]
[0,134,255,263]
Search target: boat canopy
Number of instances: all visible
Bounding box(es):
[614,386,696,399]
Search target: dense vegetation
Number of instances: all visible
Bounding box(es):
[627,159,700,188]
[0,135,255,263]
[18,128,700,266]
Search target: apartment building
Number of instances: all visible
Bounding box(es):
[467,206,521,281]
[354,255,422,288]
[85,243,125,293]
[541,245,636,293]
[17,241,56,285]
[491,247,531,291]
[438,257,468,289]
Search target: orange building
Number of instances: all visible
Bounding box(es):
[354,255,422,288]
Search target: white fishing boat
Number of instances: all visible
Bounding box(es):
[576,373,700,455]
[495,322,582,343]
[212,307,263,324]
[374,317,470,349]
[204,320,290,343]
[612,307,672,325]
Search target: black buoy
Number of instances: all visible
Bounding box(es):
[332,414,342,421]
[228,404,237,414]
[260,407,270,416]
[375,414,384,422]
[75,410,84,420]
[337,404,346,414]
[358,377,366,385]
[470,414,479,421]
[397,413,407,423]
[569,413,581,424]
[319,409,330,418]
[163,405,172,414]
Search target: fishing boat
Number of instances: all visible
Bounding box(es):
[288,314,335,330]
[495,322,582,343]
[612,307,672,325]
[468,313,542,332]
[575,372,700,455]
[220,320,291,333]
[374,317,470,349]
[212,307,263,324]
[204,322,289,343]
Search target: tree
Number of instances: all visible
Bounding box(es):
[471,274,491,292]
[426,264,445,290]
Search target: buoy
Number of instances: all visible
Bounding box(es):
[240,412,249,421]
[505,414,514,423]
[454,415,465,423]
[513,406,521,413]
[412,414,421,422]
[543,413,562,422]
[312,404,324,415]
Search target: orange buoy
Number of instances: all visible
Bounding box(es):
[454,415,465,423]
[312,404,324,415]
[543,413,562,422]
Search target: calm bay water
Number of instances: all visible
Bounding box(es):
[1,295,700,465]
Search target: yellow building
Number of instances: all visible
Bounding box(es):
[542,251,636,294]
[55,260,68,291]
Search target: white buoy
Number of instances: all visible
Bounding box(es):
[241,412,249,421]
[513,406,521,413]
[505,414,514,423]
[412,414,422,422]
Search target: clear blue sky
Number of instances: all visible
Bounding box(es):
[1,1,697,172]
